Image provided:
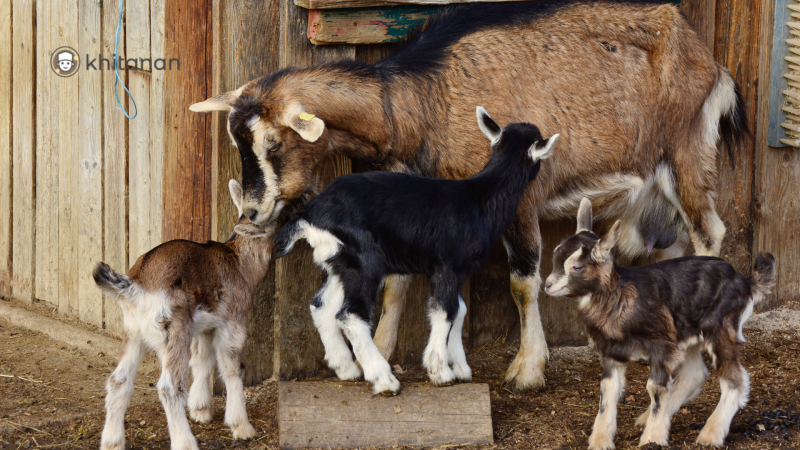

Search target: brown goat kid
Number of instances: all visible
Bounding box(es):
[93,180,271,450]
[190,0,748,391]
[545,198,775,449]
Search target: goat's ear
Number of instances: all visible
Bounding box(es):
[234,223,272,238]
[528,133,559,161]
[476,106,502,143]
[592,220,621,261]
[576,197,592,233]
[189,87,243,113]
[284,105,325,142]
[229,179,244,217]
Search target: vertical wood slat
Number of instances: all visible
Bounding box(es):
[0,0,12,297]
[680,0,716,49]
[163,0,213,243]
[149,0,165,251]
[216,0,282,385]
[11,0,35,304]
[77,0,104,327]
[272,1,355,380]
[754,0,799,308]
[102,0,129,335]
[34,0,57,306]
[126,0,151,65]
[56,0,80,316]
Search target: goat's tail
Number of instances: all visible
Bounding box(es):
[749,252,776,303]
[274,217,304,258]
[93,262,138,300]
[717,72,750,168]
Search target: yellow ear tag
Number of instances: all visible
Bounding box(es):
[299,113,315,121]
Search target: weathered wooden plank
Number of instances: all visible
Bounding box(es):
[278,381,493,449]
[149,0,165,250]
[163,0,213,243]
[102,0,129,335]
[680,0,716,49]
[77,0,104,326]
[34,0,58,306]
[754,0,798,308]
[308,6,441,44]
[128,71,154,267]
[273,2,355,380]
[11,0,36,303]
[0,0,12,298]
[766,0,790,147]
[296,0,526,10]
[56,0,81,316]
[126,0,150,67]
[215,0,282,385]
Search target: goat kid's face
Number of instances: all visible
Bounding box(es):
[544,198,620,297]
[228,179,272,239]
[191,88,328,227]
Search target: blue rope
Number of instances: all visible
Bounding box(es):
[113,0,137,119]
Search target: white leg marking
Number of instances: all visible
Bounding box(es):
[588,361,626,450]
[373,274,411,361]
[299,221,342,266]
[638,345,708,428]
[506,273,548,390]
[310,276,361,380]
[341,315,400,395]
[188,333,216,424]
[448,296,471,381]
[423,305,457,386]
[156,362,199,450]
[215,328,256,440]
[737,300,754,342]
[101,334,148,450]
[639,379,672,447]
[697,369,749,447]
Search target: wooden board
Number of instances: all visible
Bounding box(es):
[297,0,527,10]
[149,0,165,251]
[0,0,11,297]
[102,0,129,335]
[765,0,790,147]
[308,6,442,44]
[278,381,493,449]
[11,0,35,303]
[128,71,154,267]
[77,0,104,327]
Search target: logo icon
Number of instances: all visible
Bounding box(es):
[51,46,80,77]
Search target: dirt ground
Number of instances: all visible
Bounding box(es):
[1,300,798,450]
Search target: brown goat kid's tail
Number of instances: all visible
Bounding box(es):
[92,262,137,300]
[750,252,776,302]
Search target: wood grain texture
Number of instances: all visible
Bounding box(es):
[56,0,80,316]
[680,0,716,49]
[11,0,35,303]
[0,0,12,297]
[149,0,165,260]
[78,0,104,326]
[278,381,493,449]
[102,0,129,335]
[128,71,154,267]
[216,0,282,385]
[766,0,790,147]
[163,0,213,242]
[296,0,527,10]
[126,0,150,65]
[308,6,441,44]
[273,2,355,380]
[754,0,798,308]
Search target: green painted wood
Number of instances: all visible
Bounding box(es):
[769,0,790,147]
[308,5,444,44]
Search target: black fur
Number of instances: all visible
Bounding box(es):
[93,262,133,296]
[719,81,750,169]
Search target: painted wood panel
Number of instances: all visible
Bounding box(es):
[0,0,12,298]
[308,6,442,44]
[297,0,526,9]
[11,0,36,304]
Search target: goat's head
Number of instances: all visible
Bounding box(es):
[544,198,621,297]
[191,83,329,227]
[476,106,558,177]
[228,179,272,238]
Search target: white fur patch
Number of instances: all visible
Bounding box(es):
[736,300,754,342]
[697,370,749,447]
[340,314,399,394]
[476,106,501,145]
[310,275,361,380]
[588,361,626,450]
[423,306,456,386]
[448,297,471,381]
[297,221,342,266]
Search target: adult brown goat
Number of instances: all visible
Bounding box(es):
[190,0,748,392]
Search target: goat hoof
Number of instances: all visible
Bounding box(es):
[100,441,124,450]
[451,364,472,382]
[372,374,401,396]
[587,434,615,450]
[695,429,724,447]
[504,356,546,392]
[428,368,456,386]
[190,407,213,424]
[232,422,258,440]
[635,409,650,428]
[638,434,668,448]
[334,362,362,381]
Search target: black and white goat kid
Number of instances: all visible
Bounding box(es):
[275,107,558,394]
[544,198,775,449]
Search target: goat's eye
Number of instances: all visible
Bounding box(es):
[267,142,281,154]
[570,265,584,273]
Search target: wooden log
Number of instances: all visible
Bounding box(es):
[308,6,442,45]
[102,0,129,335]
[11,0,35,304]
[278,381,493,449]
[296,0,528,10]
[0,0,11,297]
[215,0,282,385]
[273,1,355,380]
[78,0,104,327]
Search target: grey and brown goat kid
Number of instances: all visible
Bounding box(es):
[93,180,272,450]
[190,0,749,392]
[274,108,557,394]
[545,198,775,449]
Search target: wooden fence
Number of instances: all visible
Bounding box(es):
[1,0,797,386]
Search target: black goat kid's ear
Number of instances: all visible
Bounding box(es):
[528,133,559,161]
[592,219,621,261]
[476,106,502,144]
[576,197,592,233]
